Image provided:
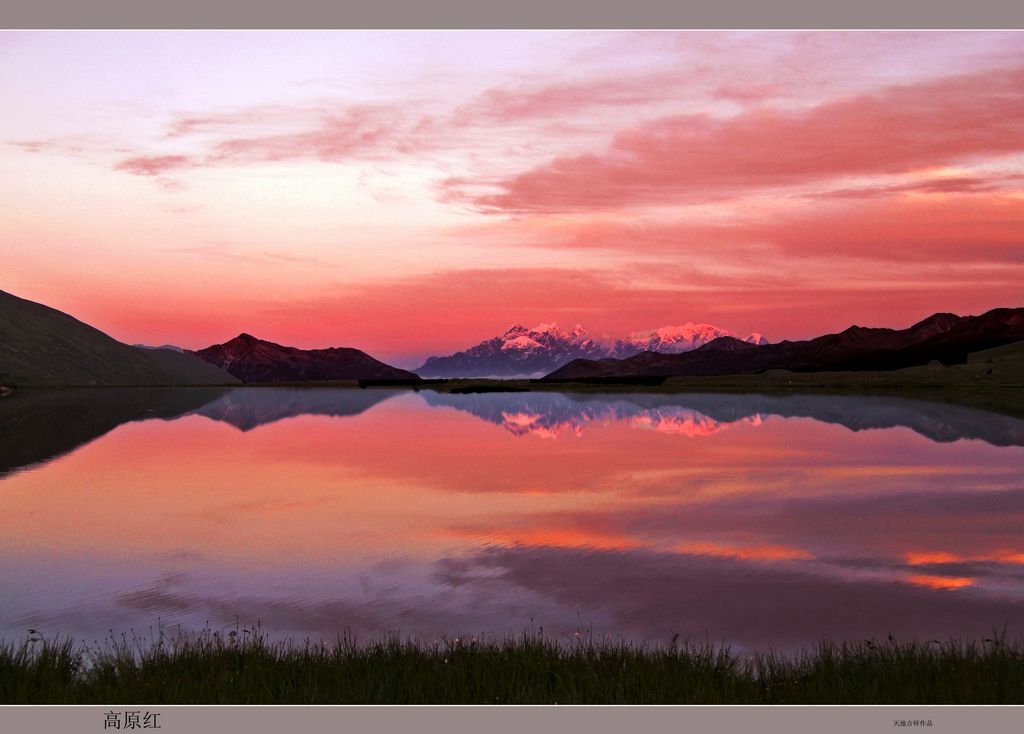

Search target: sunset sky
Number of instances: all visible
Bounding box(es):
[2,31,1023,366]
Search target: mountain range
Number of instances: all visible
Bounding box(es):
[545,308,1024,381]
[415,322,768,378]
[190,333,420,384]
[0,290,420,387]
[3,287,1022,389]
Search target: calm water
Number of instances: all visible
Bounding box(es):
[1,387,1023,652]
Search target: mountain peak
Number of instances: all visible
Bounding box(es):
[613,322,738,357]
[417,320,603,377]
[909,311,963,332]
[193,334,417,383]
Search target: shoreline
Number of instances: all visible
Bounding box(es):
[5,379,1024,421]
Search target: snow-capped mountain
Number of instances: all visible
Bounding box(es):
[415,321,769,378]
[416,323,607,378]
[420,391,761,438]
[611,323,767,358]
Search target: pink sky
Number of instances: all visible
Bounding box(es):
[2,31,1023,366]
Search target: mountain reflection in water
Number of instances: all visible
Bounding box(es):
[1,386,1022,651]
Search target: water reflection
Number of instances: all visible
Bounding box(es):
[1,387,1022,651]
[195,388,402,431]
[422,391,1024,446]
[0,388,227,477]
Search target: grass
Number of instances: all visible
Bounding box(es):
[2,625,1022,704]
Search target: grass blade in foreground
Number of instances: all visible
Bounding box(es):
[2,628,1022,705]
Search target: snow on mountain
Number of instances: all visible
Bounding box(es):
[419,391,765,439]
[416,322,606,378]
[415,321,769,378]
[501,335,544,351]
[612,323,734,357]
[612,323,769,357]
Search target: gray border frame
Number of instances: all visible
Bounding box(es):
[2,705,1024,732]
[2,0,1024,29]
[2,0,1023,731]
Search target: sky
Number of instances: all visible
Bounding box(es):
[2,31,1023,367]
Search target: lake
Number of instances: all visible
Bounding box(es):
[1,387,1023,652]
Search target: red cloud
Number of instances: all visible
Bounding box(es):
[472,66,1024,213]
[114,154,193,176]
[812,173,1024,199]
[208,105,410,164]
[452,76,676,125]
[465,188,1024,266]
[746,194,1024,263]
[115,104,430,178]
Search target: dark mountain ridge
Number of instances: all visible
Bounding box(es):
[0,289,238,387]
[544,308,1024,381]
[191,333,420,384]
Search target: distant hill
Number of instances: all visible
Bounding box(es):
[190,333,420,384]
[0,290,240,387]
[134,343,184,352]
[544,308,1024,381]
[415,321,767,378]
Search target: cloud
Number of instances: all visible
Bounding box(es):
[752,194,1024,263]
[165,242,330,267]
[114,154,193,176]
[8,135,109,157]
[154,177,189,192]
[113,104,423,179]
[207,104,415,164]
[8,139,51,153]
[813,173,1024,199]
[459,186,1024,266]
[469,65,1024,213]
[451,76,678,126]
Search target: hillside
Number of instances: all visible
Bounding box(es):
[191,333,420,384]
[0,290,239,387]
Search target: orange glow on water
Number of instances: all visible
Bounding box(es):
[905,575,976,591]
[905,550,1024,566]
[673,541,812,562]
